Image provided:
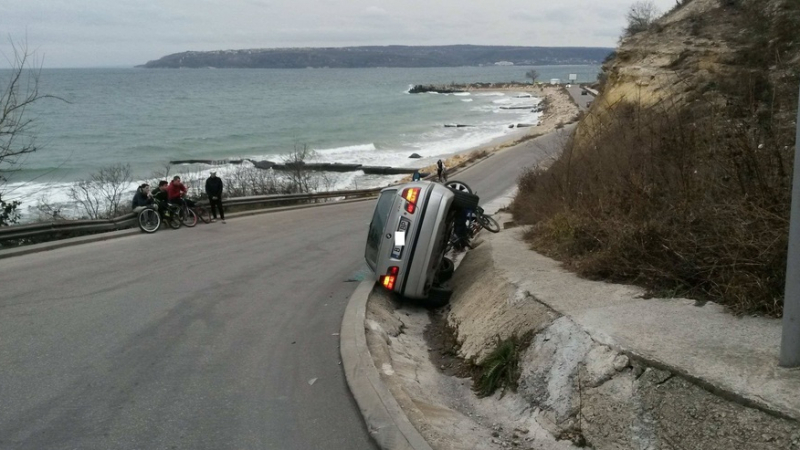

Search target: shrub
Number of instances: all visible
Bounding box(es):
[512,92,795,316]
[624,1,660,36]
[68,163,133,219]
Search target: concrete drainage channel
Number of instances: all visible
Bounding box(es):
[341,214,800,450]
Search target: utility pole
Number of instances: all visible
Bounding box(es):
[780,83,800,367]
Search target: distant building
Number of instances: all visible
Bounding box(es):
[494,61,514,66]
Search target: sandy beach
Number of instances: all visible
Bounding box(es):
[402,85,580,182]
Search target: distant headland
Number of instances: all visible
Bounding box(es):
[136,45,614,69]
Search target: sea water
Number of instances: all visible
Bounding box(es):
[1,65,599,216]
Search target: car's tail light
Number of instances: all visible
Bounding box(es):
[380,266,400,290]
[402,188,420,214]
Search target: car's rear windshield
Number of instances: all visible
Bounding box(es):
[365,190,397,268]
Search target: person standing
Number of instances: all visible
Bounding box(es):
[436,159,447,182]
[205,171,225,223]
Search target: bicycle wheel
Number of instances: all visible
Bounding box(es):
[477,214,500,233]
[138,208,161,233]
[165,207,182,229]
[194,205,211,224]
[181,205,198,227]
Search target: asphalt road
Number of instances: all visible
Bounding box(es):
[565,84,594,110]
[0,129,571,449]
[455,124,577,203]
[0,202,377,450]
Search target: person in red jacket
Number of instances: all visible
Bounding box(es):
[167,175,196,209]
[167,175,187,203]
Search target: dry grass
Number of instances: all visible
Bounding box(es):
[513,95,795,316]
[511,0,799,316]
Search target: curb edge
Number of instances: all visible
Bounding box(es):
[340,281,434,450]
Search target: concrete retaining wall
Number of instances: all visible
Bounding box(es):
[446,241,800,449]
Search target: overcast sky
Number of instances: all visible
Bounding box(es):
[2,0,677,68]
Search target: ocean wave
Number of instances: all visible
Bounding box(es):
[461,99,474,102]
[315,143,377,154]
[453,92,471,96]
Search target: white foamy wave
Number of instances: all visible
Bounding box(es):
[474,92,506,97]
[461,99,473,102]
[315,143,377,154]
[453,92,471,96]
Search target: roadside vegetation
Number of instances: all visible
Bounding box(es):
[0,39,64,226]
[473,334,530,398]
[511,0,800,316]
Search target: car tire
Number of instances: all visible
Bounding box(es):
[436,257,455,283]
[426,287,452,308]
[446,180,473,194]
[451,190,480,210]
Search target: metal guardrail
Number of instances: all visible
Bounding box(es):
[0,187,382,244]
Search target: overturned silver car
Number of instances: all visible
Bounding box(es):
[365,181,479,305]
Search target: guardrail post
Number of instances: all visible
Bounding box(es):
[780,83,800,367]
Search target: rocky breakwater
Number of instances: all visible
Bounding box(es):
[408,81,537,94]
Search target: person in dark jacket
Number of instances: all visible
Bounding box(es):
[205,171,225,223]
[436,159,447,182]
[152,180,170,216]
[131,184,153,210]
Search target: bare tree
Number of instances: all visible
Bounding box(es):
[68,163,133,219]
[625,0,660,36]
[525,70,540,84]
[0,39,61,225]
[282,144,318,194]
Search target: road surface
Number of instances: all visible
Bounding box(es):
[0,130,568,449]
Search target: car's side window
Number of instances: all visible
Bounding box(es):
[366,190,397,266]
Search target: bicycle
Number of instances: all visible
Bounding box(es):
[190,202,212,224]
[446,205,500,252]
[172,197,198,228]
[137,200,183,233]
[472,206,500,234]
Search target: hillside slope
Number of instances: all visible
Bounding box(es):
[512,0,800,315]
[137,45,612,69]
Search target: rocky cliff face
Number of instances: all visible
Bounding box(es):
[598,0,799,115]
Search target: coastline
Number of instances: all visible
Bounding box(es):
[10,79,580,222]
[400,85,580,182]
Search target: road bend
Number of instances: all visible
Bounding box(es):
[0,128,570,450]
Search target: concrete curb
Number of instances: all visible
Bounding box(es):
[0,197,375,261]
[340,281,434,450]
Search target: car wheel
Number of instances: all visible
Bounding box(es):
[426,287,452,308]
[452,190,480,210]
[436,257,455,282]
[446,180,473,194]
